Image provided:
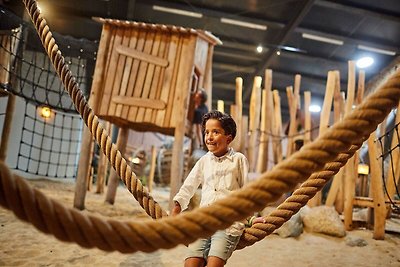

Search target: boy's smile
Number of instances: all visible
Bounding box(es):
[204,119,232,157]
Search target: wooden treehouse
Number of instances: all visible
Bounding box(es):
[75,18,221,209]
[90,18,220,134]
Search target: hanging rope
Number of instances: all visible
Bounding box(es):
[0,0,399,254]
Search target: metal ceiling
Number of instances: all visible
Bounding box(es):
[3,0,400,121]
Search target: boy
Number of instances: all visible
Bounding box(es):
[172,110,264,267]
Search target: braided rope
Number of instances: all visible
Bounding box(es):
[0,0,396,254]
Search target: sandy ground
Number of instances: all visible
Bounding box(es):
[1,178,400,267]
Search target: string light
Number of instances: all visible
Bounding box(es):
[40,106,52,119]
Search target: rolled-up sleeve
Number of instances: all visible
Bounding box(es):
[173,160,203,211]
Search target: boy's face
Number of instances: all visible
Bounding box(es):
[204,119,232,157]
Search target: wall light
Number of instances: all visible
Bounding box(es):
[256,45,263,53]
[40,106,52,119]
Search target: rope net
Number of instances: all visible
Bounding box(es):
[0,0,399,254]
[377,117,400,212]
[0,6,98,177]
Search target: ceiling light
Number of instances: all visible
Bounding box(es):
[309,105,321,113]
[152,5,203,18]
[256,45,263,53]
[302,33,343,45]
[356,56,374,68]
[276,50,281,56]
[357,45,396,56]
[220,17,267,31]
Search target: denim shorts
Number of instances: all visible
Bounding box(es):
[185,230,240,262]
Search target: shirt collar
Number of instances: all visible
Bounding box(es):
[208,147,234,162]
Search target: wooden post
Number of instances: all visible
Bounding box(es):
[303,91,311,144]
[217,100,225,113]
[74,23,112,210]
[0,93,15,161]
[95,121,111,194]
[257,69,273,173]
[248,76,262,172]
[286,86,297,157]
[231,77,243,152]
[367,132,387,239]
[148,145,157,193]
[308,71,336,207]
[169,37,196,211]
[105,127,129,204]
[256,89,268,173]
[272,90,283,164]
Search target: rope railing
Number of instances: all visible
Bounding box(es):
[0,0,398,254]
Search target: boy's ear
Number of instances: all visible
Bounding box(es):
[227,135,233,144]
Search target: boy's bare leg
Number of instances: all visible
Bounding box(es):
[184,257,206,267]
[206,256,225,267]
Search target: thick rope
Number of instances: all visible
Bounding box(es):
[0,0,396,253]
[1,67,399,253]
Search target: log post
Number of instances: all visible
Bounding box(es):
[105,127,129,204]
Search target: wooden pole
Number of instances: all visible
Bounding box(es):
[105,127,129,205]
[303,91,311,144]
[272,90,283,164]
[286,86,297,157]
[308,71,336,207]
[148,145,157,193]
[95,121,111,194]
[74,23,112,210]
[233,77,243,152]
[217,100,225,113]
[248,76,262,172]
[367,132,387,239]
[0,93,15,161]
[257,69,273,173]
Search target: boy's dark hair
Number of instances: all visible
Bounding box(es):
[201,110,237,139]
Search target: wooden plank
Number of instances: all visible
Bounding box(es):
[169,36,196,127]
[90,23,113,113]
[107,27,132,118]
[115,43,169,67]
[122,29,147,119]
[128,30,156,121]
[151,33,171,123]
[146,33,168,123]
[160,35,184,127]
[155,33,181,127]
[136,32,163,123]
[112,96,166,109]
[368,132,387,239]
[99,26,124,115]
[115,28,138,118]
[345,61,356,115]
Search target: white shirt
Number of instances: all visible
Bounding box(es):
[173,148,249,235]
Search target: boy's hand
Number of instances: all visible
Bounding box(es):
[171,201,181,216]
[252,216,266,225]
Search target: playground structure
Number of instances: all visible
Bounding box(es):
[0,0,400,255]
